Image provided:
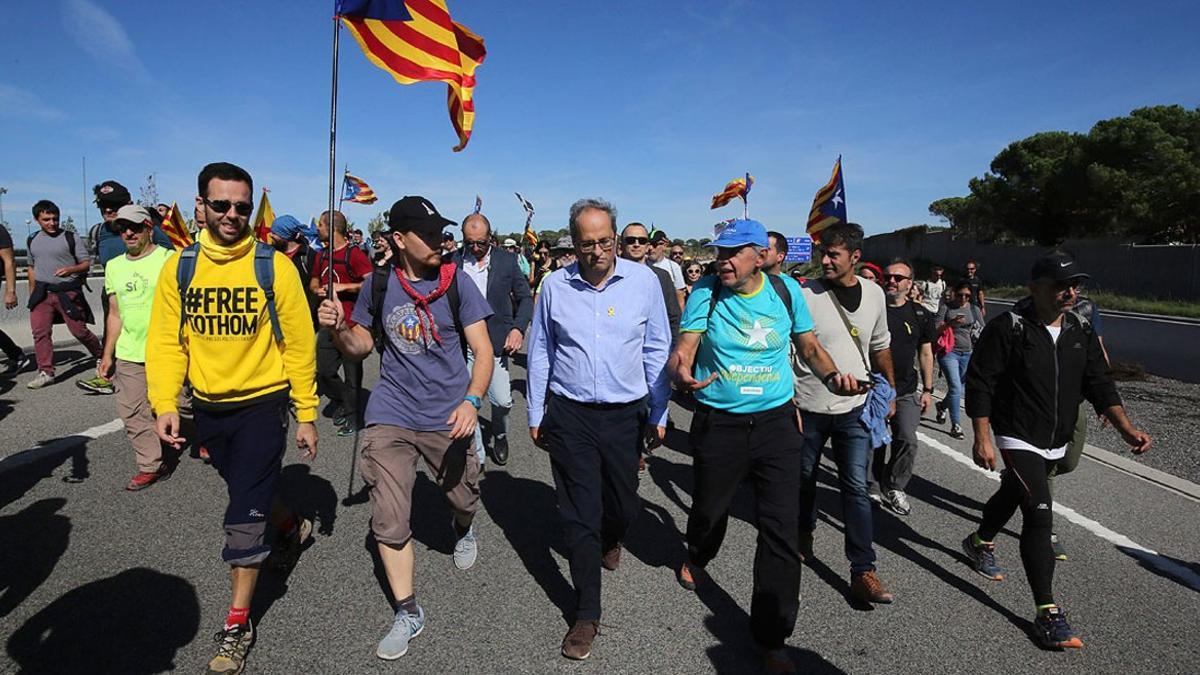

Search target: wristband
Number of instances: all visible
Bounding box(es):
[464,395,482,410]
[922,386,934,393]
[822,371,839,385]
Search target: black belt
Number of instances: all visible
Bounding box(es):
[552,392,644,411]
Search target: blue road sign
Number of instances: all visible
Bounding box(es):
[785,236,812,263]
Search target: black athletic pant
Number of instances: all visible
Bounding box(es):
[540,394,645,622]
[0,328,22,361]
[977,448,1056,606]
[316,328,363,426]
[686,402,803,649]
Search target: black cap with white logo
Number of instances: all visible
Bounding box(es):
[93,180,132,206]
[1031,250,1090,282]
[387,196,455,236]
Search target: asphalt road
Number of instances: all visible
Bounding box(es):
[1,350,1198,674]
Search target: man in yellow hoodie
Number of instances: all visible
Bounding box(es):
[146,162,318,675]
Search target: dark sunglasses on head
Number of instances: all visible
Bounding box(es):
[117,221,147,234]
[622,236,649,245]
[204,198,254,216]
[883,274,910,282]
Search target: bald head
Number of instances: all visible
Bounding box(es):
[462,213,491,242]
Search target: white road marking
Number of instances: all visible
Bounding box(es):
[0,418,125,472]
[918,430,1200,592]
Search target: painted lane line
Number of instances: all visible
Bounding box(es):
[917,430,1200,593]
[0,418,125,474]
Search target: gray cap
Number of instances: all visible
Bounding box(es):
[553,236,574,251]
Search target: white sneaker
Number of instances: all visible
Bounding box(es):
[26,371,54,389]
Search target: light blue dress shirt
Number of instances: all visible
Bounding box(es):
[526,257,671,428]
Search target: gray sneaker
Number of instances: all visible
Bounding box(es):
[886,489,912,516]
[376,605,425,660]
[26,370,54,389]
[452,522,477,570]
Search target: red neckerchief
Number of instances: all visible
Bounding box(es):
[394,263,455,345]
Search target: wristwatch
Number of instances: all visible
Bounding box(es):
[922,386,934,394]
[464,395,482,410]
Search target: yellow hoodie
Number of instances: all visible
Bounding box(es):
[147,229,318,422]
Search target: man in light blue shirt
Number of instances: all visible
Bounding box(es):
[526,197,670,661]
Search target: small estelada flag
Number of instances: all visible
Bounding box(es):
[342,172,378,204]
[252,188,276,244]
[161,202,194,249]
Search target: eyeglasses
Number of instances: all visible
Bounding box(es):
[577,237,615,253]
[622,236,649,246]
[670,250,685,257]
[956,292,973,298]
[686,268,702,275]
[100,205,120,214]
[204,198,254,216]
[464,238,490,248]
[117,221,147,234]
[883,274,910,282]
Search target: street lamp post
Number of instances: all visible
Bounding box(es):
[0,186,7,230]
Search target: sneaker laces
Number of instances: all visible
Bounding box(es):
[978,542,998,569]
[454,527,475,553]
[1042,608,1071,636]
[213,625,249,658]
[389,609,422,637]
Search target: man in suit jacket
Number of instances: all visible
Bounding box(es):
[455,213,534,466]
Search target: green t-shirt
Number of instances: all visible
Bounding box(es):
[104,246,173,362]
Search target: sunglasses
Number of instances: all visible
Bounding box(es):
[622,236,649,245]
[117,221,147,234]
[670,250,684,257]
[100,205,121,214]
[956,292,973,298]
[204,198,254,216]
[883,274,910,282]
[464,238,490,247]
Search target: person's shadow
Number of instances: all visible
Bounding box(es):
[0,498,70,619]
[278,463,338,536]
[481,470,575,623]
[6,567,201,674]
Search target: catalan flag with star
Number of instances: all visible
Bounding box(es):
[337,0,487,152]
[342,172,378,204]
[160,202,194,249]
[710,173,754,209]
[807,156,846,243]
[252,188,276,244]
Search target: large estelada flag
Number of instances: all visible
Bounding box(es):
[342,172,378,204]
[161,202,194,249]
[252,189,276,244]
[711,173,754,209]
[337,0,487,152]
[807,156,846,243]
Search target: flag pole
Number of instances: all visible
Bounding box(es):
[326,14,341,306]
[337,164,347,213]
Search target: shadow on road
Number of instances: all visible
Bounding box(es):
[6,567,200,674]
[0,435,91,509]
[0,498,69,619]
[278,463,338,536]
[1116,545,1200,594]
[481,470,574,623]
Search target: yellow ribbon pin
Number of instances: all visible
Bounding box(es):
[607,306,615,317]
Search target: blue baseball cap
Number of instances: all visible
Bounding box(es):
[270,214,304,240]
[705,218,769,249]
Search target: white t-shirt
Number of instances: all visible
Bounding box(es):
[919,278,946,313]
[652,257,685,290]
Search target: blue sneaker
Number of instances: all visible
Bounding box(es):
[453,521,478,570]
[962,534,1005,581]
[376,606,425,660]
[1033,605,1083,649]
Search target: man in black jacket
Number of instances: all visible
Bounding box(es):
[455,213,534,466]
[962,250,1151,651]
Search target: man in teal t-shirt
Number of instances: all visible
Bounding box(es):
[668,219,863,671]
[84,205,176,490]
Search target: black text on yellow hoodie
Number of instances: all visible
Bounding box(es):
[147,229,318,422]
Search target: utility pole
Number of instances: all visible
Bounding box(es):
[0,186,7,231]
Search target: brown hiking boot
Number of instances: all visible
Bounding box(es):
[561,620,599,660]
[850,570,894,604]
[601,544,622,571]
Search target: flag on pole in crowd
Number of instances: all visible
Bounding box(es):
[160,202,194,249]
[807,156,846,243]
[252,188,276,244]
[710,173,755,209]
[473,194,482,214]
[342,172,378,204]
[515,192,536,245]
[337,0,487,152]
[713,218,736,238]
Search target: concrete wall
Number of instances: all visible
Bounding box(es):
[863,231,1200,300]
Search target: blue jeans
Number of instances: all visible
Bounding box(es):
[798,406,876,574]
[466,351,514,466]
[937,350,972,427]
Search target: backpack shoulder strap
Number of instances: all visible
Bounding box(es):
[253,242,284,343]
[370,264,391,354]
[447,271,468,362]
[766,273,795,327]
[176,243,200,345]
[26,232,36,251]
[65,231,77,259]
[705,278,722,325]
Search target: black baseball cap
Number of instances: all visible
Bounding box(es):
[93,180,131,206]
[1031,250,1090,283]
[387,196,455,236]
[649,229,670,245]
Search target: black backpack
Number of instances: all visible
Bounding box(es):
[368,263,467,361]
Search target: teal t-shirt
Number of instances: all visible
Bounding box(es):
[681,273,814,413]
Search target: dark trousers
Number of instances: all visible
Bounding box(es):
[0,328,22,361]
[978,449,1056,606]
[316,328,363,426]
[686,402,803,650]
[195,397,289,567]
[540,394,645,622]
[799,406,877,574]
[869,390,922,493]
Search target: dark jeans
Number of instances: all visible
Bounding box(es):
[316,328,363,426]
[686,402,803,650]
[540,394,645,622]
[978,448,1056,606]
[869,390,922,493]
[799,406,877,574]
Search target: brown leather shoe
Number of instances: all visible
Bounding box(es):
[850,570,894,604]
[601,544,621,571]
[676,561,699,591]
[561,620,599,660]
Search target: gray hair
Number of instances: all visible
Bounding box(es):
[568,198,617,240]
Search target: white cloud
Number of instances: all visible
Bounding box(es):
[62,0,151,82]
[0,83,68,121]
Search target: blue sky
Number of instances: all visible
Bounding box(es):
[2,0,1198,243]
